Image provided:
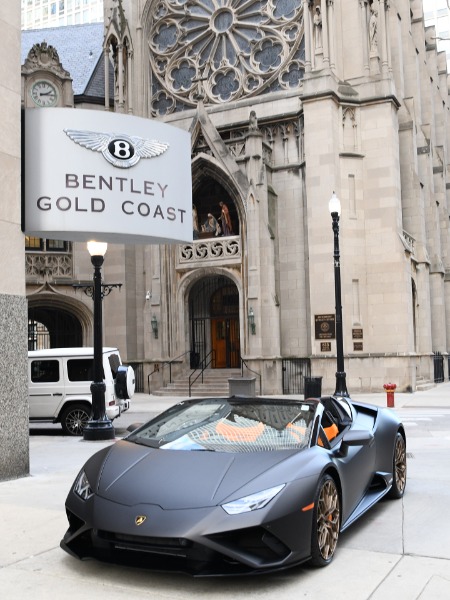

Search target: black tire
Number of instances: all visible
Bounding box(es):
[387,431,407,499]
[309,474,340,567]
[60,404,91,436]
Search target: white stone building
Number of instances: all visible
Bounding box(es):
[1,3,28,480]
[21,0,103,30]
[21,0,450,396]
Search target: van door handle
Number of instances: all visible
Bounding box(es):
[53,393,63,396]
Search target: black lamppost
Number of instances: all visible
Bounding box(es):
[329,192,349,398]
[83,241,115,441]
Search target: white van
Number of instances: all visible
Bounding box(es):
[28,347,134,435]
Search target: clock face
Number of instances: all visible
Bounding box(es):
[31,80,58,107]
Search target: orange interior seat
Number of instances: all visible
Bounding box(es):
[318,423,339,447]
[215,420,265,442]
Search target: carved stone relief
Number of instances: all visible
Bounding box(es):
[147,0,305,115]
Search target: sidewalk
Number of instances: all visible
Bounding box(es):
[348,380,450,409]
[1,383,450,599]
[132,379,450,412]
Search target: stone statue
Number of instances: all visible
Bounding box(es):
[314,6,323,49]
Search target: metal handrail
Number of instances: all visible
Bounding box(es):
[188,350,216,397]
[240,356,262,395]
[147,350,191,394]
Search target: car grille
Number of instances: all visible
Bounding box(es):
[97,530,194,557]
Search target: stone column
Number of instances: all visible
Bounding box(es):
[118,43,124,112]
[360,0,369,74]
[379,0,388,75]
[304,1,312,73]
[127,49,133,114]
[327,0,336,71]
[104,44,110,110]
[321,0,329,67]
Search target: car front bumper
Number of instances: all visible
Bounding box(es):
[61,486,313,575]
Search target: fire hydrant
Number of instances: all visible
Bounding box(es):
[383,383,396,408]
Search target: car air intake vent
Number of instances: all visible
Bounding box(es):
[208,526,290,562]
[98,531,192,556]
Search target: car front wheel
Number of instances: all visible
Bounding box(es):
[309,474,340,567]
[60,404,91,436]
[388,432,407,499]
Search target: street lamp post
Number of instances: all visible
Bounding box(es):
[329,192,349,398]
[83,241,115,441]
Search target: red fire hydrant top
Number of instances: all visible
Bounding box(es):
[383,383,396,407]
[383,383,397,391]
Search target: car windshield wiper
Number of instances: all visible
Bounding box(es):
[127,436,159,448]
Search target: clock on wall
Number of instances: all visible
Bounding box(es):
[30,80,58,107]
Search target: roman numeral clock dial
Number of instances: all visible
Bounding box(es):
[31,80,58,107]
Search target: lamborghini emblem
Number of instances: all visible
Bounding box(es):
[135,515,147,526]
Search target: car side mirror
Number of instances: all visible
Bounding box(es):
[342,430,373,446]
[338,430,374,457]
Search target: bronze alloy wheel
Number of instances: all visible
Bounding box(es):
[389,432,407,498]
[310,474,340,566]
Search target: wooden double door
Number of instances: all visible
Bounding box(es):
[211,317,240,368]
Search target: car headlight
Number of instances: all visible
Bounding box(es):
[221,484,285,515]
[74,470,94,501]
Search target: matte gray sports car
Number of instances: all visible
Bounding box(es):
[61,395,406,575]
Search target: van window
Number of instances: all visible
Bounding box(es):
[67,358,96,382]
[31,360,60,383]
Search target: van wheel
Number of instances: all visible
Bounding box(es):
[60,404,91,436]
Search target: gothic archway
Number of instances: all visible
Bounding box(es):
[28,306,83,349]
[189,275,240,368]
[27,291,93,350]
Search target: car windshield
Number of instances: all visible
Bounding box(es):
[127,398,317,452]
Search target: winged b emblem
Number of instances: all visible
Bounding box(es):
[64,129,170,169]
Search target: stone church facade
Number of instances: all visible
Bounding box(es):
[22,0,450,395]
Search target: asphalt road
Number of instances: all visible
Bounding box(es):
[11,391,450,599]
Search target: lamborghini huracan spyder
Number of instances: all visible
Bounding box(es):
[61,395,406,575]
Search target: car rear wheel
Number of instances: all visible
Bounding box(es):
[388,432,407,499]
[60,404,91,436]
[309,474,340,567]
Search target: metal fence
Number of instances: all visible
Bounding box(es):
[129,362,145,393]
[433,352,444,384]
[282,358,311,394]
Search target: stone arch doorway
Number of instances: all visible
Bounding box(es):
[189,275,240,369]
[28,305,83,349]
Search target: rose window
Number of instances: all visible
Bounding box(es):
[147,0,305,115]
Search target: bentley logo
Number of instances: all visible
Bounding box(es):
[135,515,147,526]
[63,129,170,169]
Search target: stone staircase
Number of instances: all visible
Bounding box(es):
[152,368,242,397]
[415,376,436,391]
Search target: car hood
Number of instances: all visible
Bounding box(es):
[94,440,297,509]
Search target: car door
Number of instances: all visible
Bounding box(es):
[333,431,376,522]
[29,358,62,418]
[320,398,376,522]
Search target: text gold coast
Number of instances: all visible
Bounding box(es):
[35,173,187,223]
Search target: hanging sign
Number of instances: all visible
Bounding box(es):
[23,108,192,244]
